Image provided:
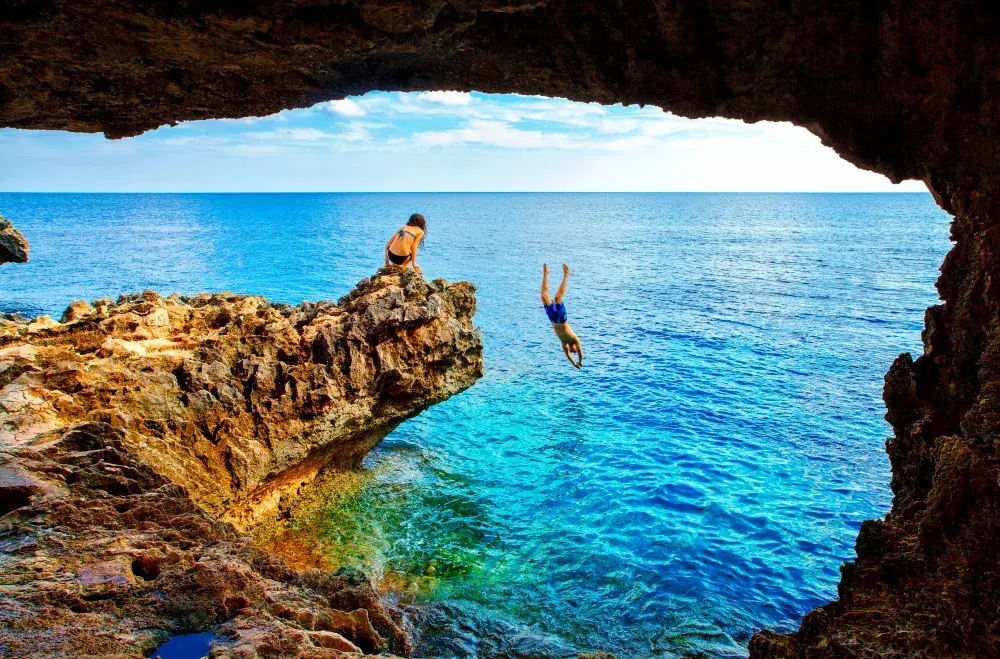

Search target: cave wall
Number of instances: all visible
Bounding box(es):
[3,1,1000,655]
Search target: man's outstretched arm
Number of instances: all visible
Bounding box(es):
[562,343,577,368]
[575,341,583,369]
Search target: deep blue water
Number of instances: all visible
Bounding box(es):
[0,193,951,658]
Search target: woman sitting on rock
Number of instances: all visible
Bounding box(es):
[385,213,426,271]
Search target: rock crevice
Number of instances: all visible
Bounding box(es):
[0,421,412,658]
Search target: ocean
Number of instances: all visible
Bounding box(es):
[0,192,951,657]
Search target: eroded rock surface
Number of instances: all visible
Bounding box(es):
[0,267,482,527]
[2,0,997,192]
[0,422,410,658]
[0,215,28,265]
[0,267,482,657]
[4,2,1000,656]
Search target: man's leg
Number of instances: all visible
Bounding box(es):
[554,264,570,304]
[541,263,552,306]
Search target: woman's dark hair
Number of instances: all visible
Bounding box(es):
[407,213,427,244]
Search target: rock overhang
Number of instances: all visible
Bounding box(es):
[0,268,484,524]
[4,2,1000,656]
[5,1,997,190]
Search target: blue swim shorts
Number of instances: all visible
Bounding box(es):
[544,302,567,324]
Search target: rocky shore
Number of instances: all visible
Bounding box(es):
[6,1,1000,654]
[0,268,483,657]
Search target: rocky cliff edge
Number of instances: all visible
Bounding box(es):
[0,267,483,657]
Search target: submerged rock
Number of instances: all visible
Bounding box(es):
[0,215,28,265]
[0,267,483,657]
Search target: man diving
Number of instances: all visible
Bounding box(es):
[541,263,583,369]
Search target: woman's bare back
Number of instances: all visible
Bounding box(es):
[387,225,423,256]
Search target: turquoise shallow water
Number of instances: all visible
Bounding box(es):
[0,193,951,657]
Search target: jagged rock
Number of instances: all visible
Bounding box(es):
[0,268,481,657]
[0,422,409,658]
[0,268,482,528]
[0,215,28,265]
[25,314,58,332]
[0,0,994,192]
[4,2,1000,656]
[61,299,95,323]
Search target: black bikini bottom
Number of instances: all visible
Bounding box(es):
[387,251,409,265]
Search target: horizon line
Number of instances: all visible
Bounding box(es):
[0,190,932,195]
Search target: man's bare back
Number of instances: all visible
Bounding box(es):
[541,263,583,369]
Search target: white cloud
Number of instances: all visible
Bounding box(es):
[505,98,607,127]
[248,128,331,142]
[339,122,372,143]
[325,99,366,117]
[413,120,583,149]
[595,135,659,151]
[597,118,639,134]
[377,91,478,117]
[642,123,680,137]
[241,124,372,148]
[416,91,472,106]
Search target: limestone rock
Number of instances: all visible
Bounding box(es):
[0,267,482,527]
[0,422,408,658]
[4,2,1000,655]
[308,631,363,653]
[25,315,59,332]
[61,299,95,323]
[0,215,27,265]
[0,268,480,657]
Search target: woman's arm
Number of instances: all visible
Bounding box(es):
[409,240,419,270]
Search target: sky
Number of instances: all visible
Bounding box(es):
[0,91,927,193]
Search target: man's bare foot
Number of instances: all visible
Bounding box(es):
[562,264,570,275]
[543,263,549,275]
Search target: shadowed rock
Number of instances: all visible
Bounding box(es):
[4,2,1000,655]
[0,215,28,265]
[0,422,410,658]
